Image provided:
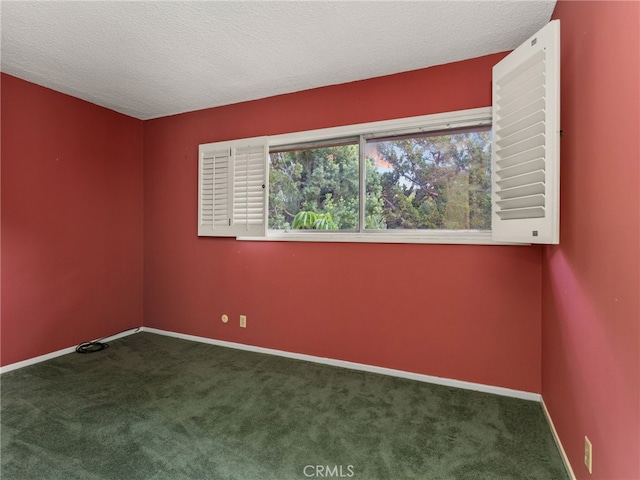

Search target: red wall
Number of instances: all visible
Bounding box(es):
[1,74,144,366]
[543,2,640,479]
[143,53,544,393]
[3,7,638,475]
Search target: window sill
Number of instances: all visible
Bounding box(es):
[237,230,525,246]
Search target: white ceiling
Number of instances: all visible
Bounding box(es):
[1,1,556,120]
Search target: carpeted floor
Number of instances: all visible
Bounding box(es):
[1,332,569,480]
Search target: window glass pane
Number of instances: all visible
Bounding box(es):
[365,128,492,230]
[269,143,359,230]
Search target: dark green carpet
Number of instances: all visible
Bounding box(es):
[1,332,569,480]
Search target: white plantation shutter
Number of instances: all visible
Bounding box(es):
[492,20,560,244]
[198,137,268,237]
[233,145,267,229]
[198,147,231,235]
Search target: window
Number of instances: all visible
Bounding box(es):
[269,138,360,231]
[198,20,559,245]
[268,127,492,233]
[364,127,492,231]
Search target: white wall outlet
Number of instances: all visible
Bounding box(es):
[240,315,247,328]
[221,314,228,324]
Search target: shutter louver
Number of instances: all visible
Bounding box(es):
[492,20,560,244]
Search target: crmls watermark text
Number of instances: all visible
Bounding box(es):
[303,465,355,478]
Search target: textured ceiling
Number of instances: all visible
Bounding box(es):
[1,1,556,120]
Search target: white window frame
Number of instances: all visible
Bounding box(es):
[198,20,560,246]
[262,107,495,244]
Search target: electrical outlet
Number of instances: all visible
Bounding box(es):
[221,314,229,324]
[240,315,247,328]
[584,436,592,474]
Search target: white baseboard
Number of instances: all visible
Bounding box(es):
[1,325,573,479]
[0,345,78,374]
[1,326,541,402]
[542,399,577,480]
[141,327,542,402]
[0,327,141,374]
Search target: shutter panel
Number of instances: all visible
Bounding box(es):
[231,143,267,234]
[199,147,231,236]
[198,137,267,237]
[492,20,560,244]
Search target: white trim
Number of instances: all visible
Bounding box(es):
[0,328,141,374]
[0,346,78,374]
[141,327,541,402]
[94,327,142,344]
[2,326,541,403]
[241,230,524,246]
[268,107,492,148]
[542,399,577,480]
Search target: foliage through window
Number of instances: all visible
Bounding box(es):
[269,141,359,230]
[268,128,492,231]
